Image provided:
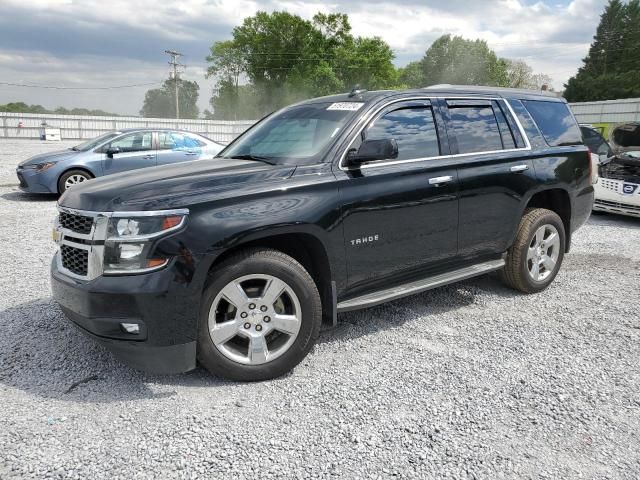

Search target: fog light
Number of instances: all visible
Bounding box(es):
[120,323,140,334]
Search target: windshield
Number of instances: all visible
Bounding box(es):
[72,132,121,152]
[220,102,364,164]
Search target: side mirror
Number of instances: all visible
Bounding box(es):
[345,138,398,168]
[105,146,121,158]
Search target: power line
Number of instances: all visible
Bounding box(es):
[0,81,160,90]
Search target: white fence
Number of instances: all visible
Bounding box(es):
[569,98,640,125]
[0,112,255,144]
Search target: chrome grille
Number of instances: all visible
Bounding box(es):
[60,245,89,276]
[59,212,94,235]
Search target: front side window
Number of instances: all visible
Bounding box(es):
[522,100,582,147]
[108,132,152,153]
[364,106,440,160]
[220,102,361,165]
[73,132,120,152]
[448,105,504,154]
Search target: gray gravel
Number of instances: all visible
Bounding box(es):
[0,139,78,186]
[1,140,639,479]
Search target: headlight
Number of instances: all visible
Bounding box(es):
[103,212,187,274]
[23,162,57,171]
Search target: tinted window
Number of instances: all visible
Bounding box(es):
[493,103,516,149]
[522,100,582,146]
[365,107,440,160]
[158,132,201,150]
[448,106,503,154]
[109,132,152,152]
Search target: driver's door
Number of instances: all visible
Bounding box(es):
[337,99,460,293]
[101,131,156,175]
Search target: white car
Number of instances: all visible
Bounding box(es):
[580,124,640,218]
[594,152,640,218]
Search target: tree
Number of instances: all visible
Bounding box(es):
[420,35,508,87]
[140,78,199,119]
[397,61,424,88]
[205,11,398,119]
[505,60,553,90]
[564,0,640,101]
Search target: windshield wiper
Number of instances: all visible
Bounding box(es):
[226,154,277,165]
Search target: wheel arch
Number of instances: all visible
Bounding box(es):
[205,230,335,325]
[524,188,572,252]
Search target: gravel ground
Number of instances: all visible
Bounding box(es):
[1,140,639,479]
[0,139,78,187]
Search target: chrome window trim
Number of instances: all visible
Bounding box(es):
[338,96,531,171]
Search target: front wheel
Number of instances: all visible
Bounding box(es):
[499,208,566,293]
[197,248,322,381]
[58,169,92,194]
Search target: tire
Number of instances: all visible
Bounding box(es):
[499,208,566,294]
[58,169,92,194]
[197,248,322,381]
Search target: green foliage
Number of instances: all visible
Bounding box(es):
[397,61,424,88]
[0,102,117,116]
[140,78,199,119]
[564,0,640,101]
[205,10,397,119]
[421,35,509,87]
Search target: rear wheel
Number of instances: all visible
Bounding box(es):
[197,248,322,381]
[58,169,92,194]
[499,208,566,293]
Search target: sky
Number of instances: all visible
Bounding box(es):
[0,0,608,116]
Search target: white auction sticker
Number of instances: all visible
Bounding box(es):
[327,102,364,111]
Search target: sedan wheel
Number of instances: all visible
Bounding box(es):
[64,174,89,190]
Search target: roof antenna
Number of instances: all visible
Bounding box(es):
[348,84,367,98]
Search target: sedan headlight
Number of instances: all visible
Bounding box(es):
[22,161,57,171]
[103,212,187,274]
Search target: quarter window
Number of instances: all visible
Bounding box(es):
[107,132,152,152]
[522,100,582,147]
[448,105,504,154]
[365,107,440,160]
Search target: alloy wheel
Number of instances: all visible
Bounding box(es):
[208,274,302,365]
[64,174,88,190]
[526,224,561,282]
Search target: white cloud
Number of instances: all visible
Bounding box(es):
[0,0,608,114]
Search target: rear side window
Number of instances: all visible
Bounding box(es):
[365,106,440,160]
[522,100,582,146]
[448,105,503,154]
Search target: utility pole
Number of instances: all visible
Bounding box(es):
[164,50,184,119]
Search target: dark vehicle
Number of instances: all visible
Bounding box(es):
[580,124,613,159]
[51,86,594,381]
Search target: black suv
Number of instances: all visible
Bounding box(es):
[51,86,594,381]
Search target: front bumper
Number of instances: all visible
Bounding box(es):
[16,167,57,193]
[51,256,200,374]
[594,178,640,218]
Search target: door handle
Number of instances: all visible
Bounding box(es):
[185,152,198,156]
[142,154,154,160]
[510,164,529,173]
[428,175,453,185]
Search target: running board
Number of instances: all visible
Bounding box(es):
[336,259,505,312]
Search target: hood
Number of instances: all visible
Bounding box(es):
[18,149,79,167]
[59,158,296,212]
[610,122,640,153]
